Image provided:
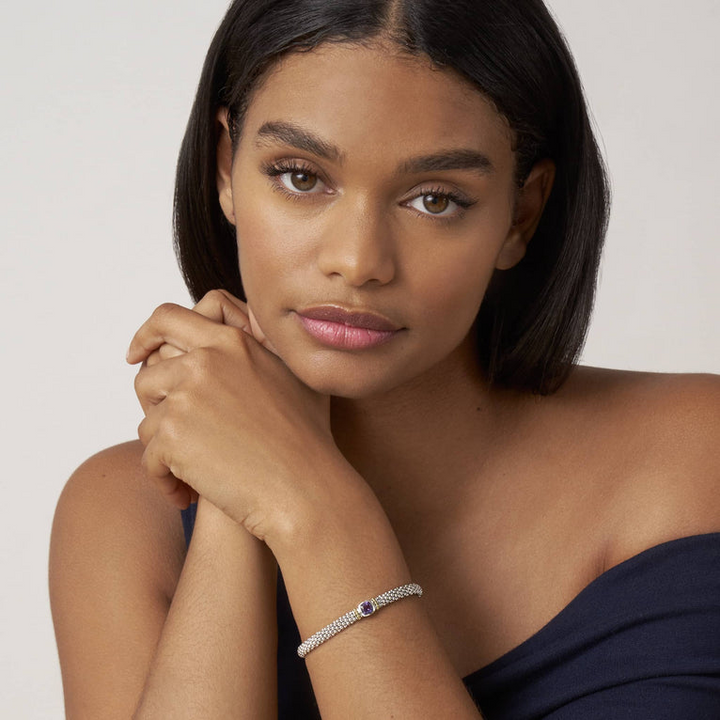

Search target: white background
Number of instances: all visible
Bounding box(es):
[1,1,717,716]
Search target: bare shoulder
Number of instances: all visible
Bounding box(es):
[555,366,720,564]
[560,365,719,466]
[50,440,186,599]
[49,440,186,717]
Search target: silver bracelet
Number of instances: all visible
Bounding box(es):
[297,582,423,658]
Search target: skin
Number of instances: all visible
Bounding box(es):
[219,42,547,400]
[49,39,720,718]
[213,40,555,518]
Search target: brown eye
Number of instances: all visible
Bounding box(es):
[422,194,449,214]
[290,171,318,192]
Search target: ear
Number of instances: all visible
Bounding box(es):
[495,159,556,271]
[216,107,236,225]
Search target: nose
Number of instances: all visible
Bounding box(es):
[316,200,397,287]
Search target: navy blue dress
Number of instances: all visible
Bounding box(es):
[181,504,720,718]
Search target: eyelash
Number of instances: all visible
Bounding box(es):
[259,159,476,223]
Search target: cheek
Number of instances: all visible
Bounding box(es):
[422,214,514,337]
[423,261,493,338]
[407,233,502,332]
[232,191,310,300]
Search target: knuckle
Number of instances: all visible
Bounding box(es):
[159,343,182,360]
[133,368,145,395]
[196,288,232,323]
[153,302,180,322]
[145,349,161,367]
[158,404,182,441]
[137,418,148,445]
[188,346,214,374]
[155,420,171,444]
[203,289,224,304]
[220,323,247,350]
[194,289,225,317]
[224,323,244,344]
[174,392,196,423]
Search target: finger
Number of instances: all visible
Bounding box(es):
[194,289,280,357]
[193,289,251,331]
[137,415,151,447]
[136,400,163,446]
[145,350,162,368]
[146,343,185,368]
[154,471,195,509]
[127,303,223,364]
[133,354,184,414]
[141,441,195,509]
[165,479,195,509]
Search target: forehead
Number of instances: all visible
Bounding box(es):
[239,42,514,174]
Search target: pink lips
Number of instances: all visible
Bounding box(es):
[296,305,402,350]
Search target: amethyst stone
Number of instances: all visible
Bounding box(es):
[359,600,376,617]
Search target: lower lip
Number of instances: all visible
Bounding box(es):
[297,314,400,350]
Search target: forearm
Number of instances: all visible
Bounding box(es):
[272,472,481,719]
[133,497,277,719]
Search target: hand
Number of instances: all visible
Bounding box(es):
[143,289,279,368]
[128,289,344,544]
[139,290,280,508]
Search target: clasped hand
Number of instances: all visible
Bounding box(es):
[127,289,347,546]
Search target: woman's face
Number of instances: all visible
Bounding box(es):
[218,42,546,398]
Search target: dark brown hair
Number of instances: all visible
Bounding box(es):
[174,0,610,394]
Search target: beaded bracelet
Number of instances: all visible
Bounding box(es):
[297,583,423,658]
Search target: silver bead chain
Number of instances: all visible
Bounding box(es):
[297,583,423,658]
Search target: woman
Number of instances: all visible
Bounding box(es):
[49,0,720,718]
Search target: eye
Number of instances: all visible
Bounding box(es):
[261,160,328,195]
[282,168,320,193]
[406,187,475,219]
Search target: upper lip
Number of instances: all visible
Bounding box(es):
[297,305,402,332]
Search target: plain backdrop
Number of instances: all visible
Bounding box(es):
[1,1,718,716]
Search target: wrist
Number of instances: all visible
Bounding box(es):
[194,496,273,561]
[195,495,237,531]
[266,458,391,561]
[268,473,413,647]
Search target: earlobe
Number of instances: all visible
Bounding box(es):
[495,232,529,271]
[495,158,556,271]
[216,107,236,225]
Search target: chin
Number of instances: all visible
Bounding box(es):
[301,372,389,399]
[286,359,407,399]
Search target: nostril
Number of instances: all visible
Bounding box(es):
[316,225,397,287]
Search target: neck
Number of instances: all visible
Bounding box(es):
[330,334,514,520]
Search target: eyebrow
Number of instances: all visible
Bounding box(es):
[254,120,495,177]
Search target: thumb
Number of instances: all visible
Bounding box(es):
[192,289,280,357]
[246,304,280,356]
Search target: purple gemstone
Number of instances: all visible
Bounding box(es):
[359,601,375,617]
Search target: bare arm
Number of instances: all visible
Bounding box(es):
[270,461,482,720]
[49,442,277,719]
[133,495,277,718]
